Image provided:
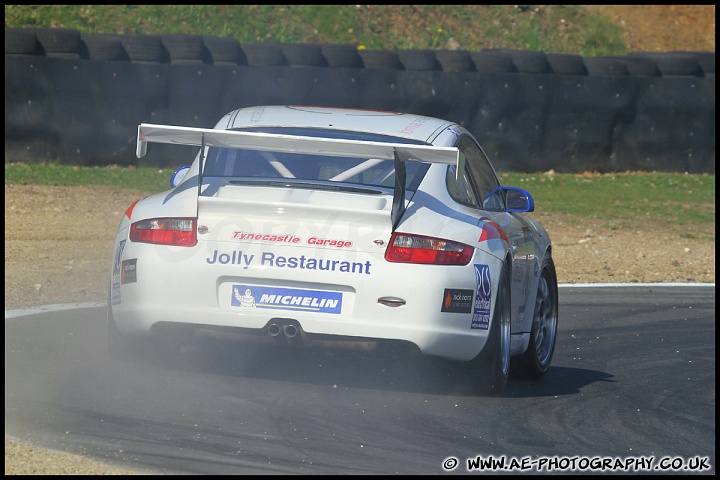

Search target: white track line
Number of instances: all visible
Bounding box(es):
[5,302,105,319]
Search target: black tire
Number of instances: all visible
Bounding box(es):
[512,255,558,378]
[320,43,363,68]
[161,33,210,64]
[120,34,169,63]
[358,49,402,70]
[81,33,129,61]
[546,53,587,75]
[241,42,287,66]
[435,50,475,72]
[470,51,517,73]
[5,28,43,55]
[398,49,441,71]
[584,56,629,76]
[282,43,327,67]
[470,262,511,395]
[629,51,702,77]
[30,27,83,58]
[511,50,552,74]
[203,35,246,65]
[690,51,715,75]
[482,48,551,74]
[621,55,660,76]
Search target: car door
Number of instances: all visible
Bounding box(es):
[453,136,535,328]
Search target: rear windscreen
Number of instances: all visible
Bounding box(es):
[202,127,430,191]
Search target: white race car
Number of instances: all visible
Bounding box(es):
[108,105,558,393]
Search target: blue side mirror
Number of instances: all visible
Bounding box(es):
[503,186,535,212]
[170,166,190,188]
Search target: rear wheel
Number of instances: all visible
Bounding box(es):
[470,262,511,395]
[513,256,558,378]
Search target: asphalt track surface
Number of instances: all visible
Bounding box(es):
[5,285,715,475]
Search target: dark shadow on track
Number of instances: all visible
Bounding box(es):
[116,333,613,399]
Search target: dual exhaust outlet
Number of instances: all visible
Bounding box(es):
[267,322,299,338]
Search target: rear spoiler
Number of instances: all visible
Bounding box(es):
[137,123,465,230]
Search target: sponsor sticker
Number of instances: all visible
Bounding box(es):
[111,240,126,305]
[471,264,492,330]
[441,289,474,313]
[232,231,301,244]
[206,249,372,274]
[121,259,137,284]
[231,231,353,249]
[307,236,353,248]
[231,285,343,314]
[398,118,427,135]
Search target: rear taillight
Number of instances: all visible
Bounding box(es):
[385,232,473,265]
[129,218,197,246]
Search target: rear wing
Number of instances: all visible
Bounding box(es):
[137,123,465,230]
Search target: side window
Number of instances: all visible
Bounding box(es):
[446,164,479,207]
[458,136,504,211]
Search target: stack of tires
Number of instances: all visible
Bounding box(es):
[4,27,715,172]
[6,27,715,76]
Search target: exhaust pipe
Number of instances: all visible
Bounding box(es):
[283,325,298,338]
[267,321,302,341]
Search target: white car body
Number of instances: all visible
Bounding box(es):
[109,105,557,392]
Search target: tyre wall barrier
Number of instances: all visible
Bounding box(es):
[4,28,715,173]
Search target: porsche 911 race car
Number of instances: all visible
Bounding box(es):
[108,105,558,393]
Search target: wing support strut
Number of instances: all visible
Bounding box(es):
[197,134,205,201]
[391,150,406,232]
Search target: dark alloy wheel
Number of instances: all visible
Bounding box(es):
[513,255,558,378]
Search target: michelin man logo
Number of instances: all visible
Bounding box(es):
[234,287,256,308]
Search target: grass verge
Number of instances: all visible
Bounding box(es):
[6,162,714,242]
[4,5,626,56]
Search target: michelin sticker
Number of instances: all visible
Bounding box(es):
[471,264,491,330]
[232,284,343,314]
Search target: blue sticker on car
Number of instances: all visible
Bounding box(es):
[471,264,491,330]
[206,249,372,274]
[111,240,126,305]
[231,285,343,314]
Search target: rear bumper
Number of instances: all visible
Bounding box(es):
[112,300,490,361]
[111,241,503,361]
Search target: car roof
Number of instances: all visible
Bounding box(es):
[217,105,457,145]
